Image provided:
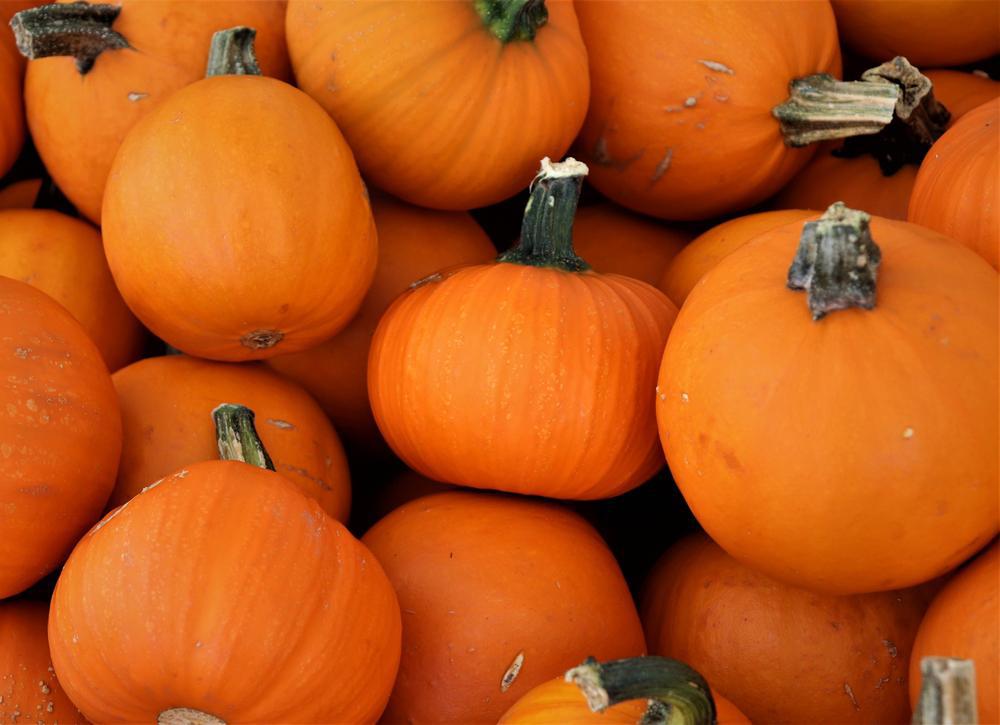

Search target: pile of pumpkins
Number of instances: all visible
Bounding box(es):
[1,1,997,723]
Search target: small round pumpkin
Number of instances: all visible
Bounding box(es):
[0,178,41,209]
[0,277,121,599]
[642,533,930,724]
[657,204,998,594]
[102,29,376,361]
[908,98,1000,269]
[285,0,589,210]
[909,540,998,724]
[362,491,647,724]
[0,209,144,372]
[110,354,350,521]
[0,17,24,178]
[368,159,677,499]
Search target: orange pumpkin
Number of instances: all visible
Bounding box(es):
[0,209,144,372]
[369,159,676,499]
[657,204,998,594]
[0,599,86,724]
[267,194,494,455]
[0,178,41,209]
[0,14,24,178]
[110,354,350,521]
[909,540,999,724]
[574,1,841,220]
[908,98,1000,269]
[0,277,121,599]
[49,406,401,723]
[831,1,1000,67]
[102,29,376,361]
[365,469,456,529]
[362,491,646,724]
[13,0,289,223]
[923,70,1000,124]
[659,209,815,307]
[285,0,589,210]
[642,533,930,724]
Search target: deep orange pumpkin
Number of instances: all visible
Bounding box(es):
[110,354,350,521]
[0,178,41,209]
[0,278,121,599]
[0,209,144,372]
[642,533,930,724]
[14,0,289,223]
[923,70,1000,124]
[657,205,998,594]
[574,1,841,220]
[369,159,676,499]
[908,98,999,269]
[909,540,999,724]
[285,0,589,210]
[362,491,646,724]
[267,194,494,455]
[0,16,23,178]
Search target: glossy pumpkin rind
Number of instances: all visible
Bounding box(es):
[49,461,401,724]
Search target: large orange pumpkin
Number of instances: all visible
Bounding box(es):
[49,406,401,724]
[0,13,23,178]
[285,0,589,210]
[642,534,930,724]
[657,204,998,594]
[102,29,376,361]
[0,599,85,724]
[574,1,842,220]
[0,277,121,599]
[0,209,144,372]
[110,354,350,521]
[909,540,999,724]
[369,159,676,499]
[267,194,494,455]
[362,491,647,724]
[12,0,289,223]
[908,98,999,269]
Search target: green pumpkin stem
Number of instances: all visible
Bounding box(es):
[911,657,978,724]
[212,403,275,471]
[475,0,547,43]
[787,202,881,320]
[498,157,590,272]
[566,656,717,725]
[205,26,261,77]
[9,2,129,75]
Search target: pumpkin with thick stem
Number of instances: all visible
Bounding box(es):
[0,16,23,178]
[49,404,401,724]
[285,0,588,211]
[368,158,676,500]
[12,0,289,223]
[102,28,376,361]
[657,203,998,594]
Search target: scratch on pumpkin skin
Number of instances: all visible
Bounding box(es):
[500,651,525,692]
[127,91,148,102]
[650,149,674,184]
[698,59,735,75]
[592,135,645,171]
[844,682,860,710]
[265,418,295,430]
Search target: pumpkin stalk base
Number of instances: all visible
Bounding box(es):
[158,708,226,725]
[912,657,978,724]
[474,0,548,43]
[9,2,129,75]
[205,26,262,77]
[212,403,276,471]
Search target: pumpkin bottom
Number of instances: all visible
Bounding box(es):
[159,708,225,725]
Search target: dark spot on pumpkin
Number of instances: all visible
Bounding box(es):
[141,424,155,441]
[240,329,283,350]
[829,620,840,630]
[278,303,289,314]
[715,442,744,471]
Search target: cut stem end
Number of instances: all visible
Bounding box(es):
[10,2,129,75]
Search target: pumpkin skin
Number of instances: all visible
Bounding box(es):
[362,492,646,724]
[0,278,121,599]
[923,70,1000,125]
[909,540,999,724]
[267,195,494,455]
[0,600,86,724]
[658,209,814,307]
[20,0,289,224]
[0,178,41,209]
[49,461,401,724]
[0,209,144,372]
[284,0,589,210]
[574,1,840,220]
[831,1,1000,67]
[110,355,350,521]
[657,214,998,594]
[642,534,929,724]
[102,74,377,361]
[0,16,24,178]
[908,99,1000,269]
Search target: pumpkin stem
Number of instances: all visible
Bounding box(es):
[9,2,129,75]
[205,26,261,77]
[787,202,881,320]
[212,403,275,471]
[475,0,548,43]
[912,657,978,724]
[498,157,590,272]
[566,656,717,725]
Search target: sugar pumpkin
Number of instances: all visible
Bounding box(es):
[657,203,998,594]
[368,158,676,499]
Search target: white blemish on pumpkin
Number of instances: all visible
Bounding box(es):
[681,392,689,403]
[265,418,295,430]
[714,91,730,102]
[25,399,37,412]
[698,59,735,75]
[127,91,148,102]
[696,122,706,130]
[195,641,202,648]
[403,608,417,615]
[175,469,190,478]
[38,682,49,695]
[902,428,914,439]
[14,347,29,359]
[141,477,166,494]
[500,651,525,692]
[650,149,674,184]
[684,97,697,108]
[972,69,989,78]
[843,683,860,710]
[665,105,683,113]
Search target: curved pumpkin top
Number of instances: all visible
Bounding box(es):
[0,20,24,178]
[923,69,1000,125]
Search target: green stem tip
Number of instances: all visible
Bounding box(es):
[10,2,129,75]
[212,403,275,471]
[475,0,548,43]
[205,26,261,78]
